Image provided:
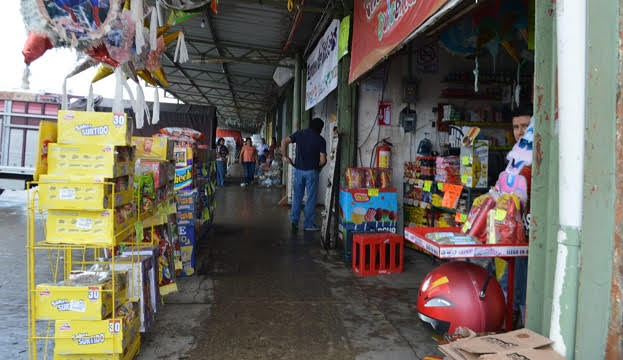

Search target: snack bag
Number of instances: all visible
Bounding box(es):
[488,194,526,244]
[364,168,377,188]
[345,167,364,188]
[378,168,392,188]
[159,127,204,140]
[463,194,496,242]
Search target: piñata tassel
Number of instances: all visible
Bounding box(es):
[113,67,124,114]
[149,7,158,51]
[134,81,145,129]
[21,65,30,89]
[152,87,160,124]
[87,83,94,111]
[132,0,145,54]
[61,77,68,110]
[174,32,189,63]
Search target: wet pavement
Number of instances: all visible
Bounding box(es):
[1,184,442,359]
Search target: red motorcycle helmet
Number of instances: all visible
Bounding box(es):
[417,261,505,334]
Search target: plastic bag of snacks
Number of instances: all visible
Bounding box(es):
[378,168,392,188]
[346,167,364,188]
[159,127,204,140]
[463,194,496,242]
[488,194,526,244]
[363,168,377,188]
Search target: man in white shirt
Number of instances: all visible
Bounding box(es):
[256,138,269,160]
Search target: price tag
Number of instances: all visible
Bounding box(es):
[135,221,144,242]
[462,155,471,166]
[109,320,121,334]
[461,221,471,233]
[437,182,444,191]
[495,209,507,221]
[368,188,379,197]
[76,218,93,230]
[59,188,76,200]
[423,180,432,192]
[461,174,469,185]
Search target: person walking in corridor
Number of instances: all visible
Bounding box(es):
[281,118,327,231]
[240,138,257,187]
[215,137,229,186]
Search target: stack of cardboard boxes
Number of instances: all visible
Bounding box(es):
[36,110,141,359]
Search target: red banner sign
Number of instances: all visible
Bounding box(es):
[349,0,450,83]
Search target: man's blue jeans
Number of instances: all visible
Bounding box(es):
[242,162,255,183]
[291,168,319,228]
[216,161,226,186]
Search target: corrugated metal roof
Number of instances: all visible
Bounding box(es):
[151,0,334,132]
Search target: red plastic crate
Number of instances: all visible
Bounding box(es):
[352,233,404,276]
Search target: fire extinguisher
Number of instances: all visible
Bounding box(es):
[375,138,393,168]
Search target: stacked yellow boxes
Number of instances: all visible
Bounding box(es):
[40,111,137,246]
[35,110,141,358]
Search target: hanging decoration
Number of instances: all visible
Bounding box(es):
[20,0,189,93]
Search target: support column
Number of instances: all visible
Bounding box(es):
[576,0,617,357]
[526,0,558,335]
[337,54,356,186]
[301,65,311,129]
[292,54,301,132]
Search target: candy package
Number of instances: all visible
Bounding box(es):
[363,168,377,188]
[463,194,496,242]
[159,127,204,141]
[345,167,364,188]
[378,168,392,188]
[487,194,526,244]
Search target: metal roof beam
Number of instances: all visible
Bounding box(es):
[161,64,274,82]
[204,12,243,124]
[185,37,286,56]
[165,76,271,94]
[162,53,224,118]
[233,0,341,14]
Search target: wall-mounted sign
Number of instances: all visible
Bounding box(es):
[305,19,340,110]
[349,0,450,83]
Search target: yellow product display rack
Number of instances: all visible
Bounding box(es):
[26,181,159,360]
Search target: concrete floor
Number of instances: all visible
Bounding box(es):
[1,184,443,359]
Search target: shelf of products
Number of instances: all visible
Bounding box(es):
[27,111,217,360]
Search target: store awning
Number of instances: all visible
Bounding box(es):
[349,0,463,84]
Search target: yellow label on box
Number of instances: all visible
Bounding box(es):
[54,335,141,360]
[54,313,139,355]
[423,180,432,192]
[48,144,134,178]
[367,188,379,197]
[132,136,174,161]
[46,207,137,246]
[58,110,131,146]
[38,175,133,210]
[35,280,127,321]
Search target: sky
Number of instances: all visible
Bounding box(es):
[2,1,178,103]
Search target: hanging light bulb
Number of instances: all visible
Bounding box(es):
[201,19,205,28]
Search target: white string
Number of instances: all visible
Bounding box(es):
[174,32,189,63]
[149,7,158,51]
[87,83,94,111]
[113,67,125,114]
[152,87,160,124]
[132,0,145,54]
[61,78,68,110]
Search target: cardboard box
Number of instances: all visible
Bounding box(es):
[460,140,489,188]
[112,256,155,333]
[132,136,174,161]
[439,328,559,360]
[34,120,57,181]
[46,205,137,245]
[136,160,174,189]
[174,165,193,191]
[48,144,134,178]
[173,145,193,168]
[54,333,140,360]
[120,246,160,314]
[35,273,127,321]
[38,175,133,210]
[58,110,131,146]
[54,303,139,355]
[339,188,398,229]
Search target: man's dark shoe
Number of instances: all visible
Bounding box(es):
[291,223,298,232]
